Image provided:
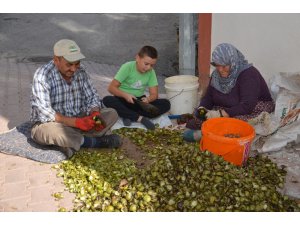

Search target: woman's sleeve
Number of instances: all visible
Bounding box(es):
[225,73,260,117]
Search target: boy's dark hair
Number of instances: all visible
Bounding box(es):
[138,46,158,59]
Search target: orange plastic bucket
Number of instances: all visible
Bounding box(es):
[200,118,255,166]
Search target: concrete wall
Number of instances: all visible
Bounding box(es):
[211,13,300,83]
[0,13,179,76]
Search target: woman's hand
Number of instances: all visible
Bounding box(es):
[206,110,222,119]
[206,109,229,119]
[220,109,229,117]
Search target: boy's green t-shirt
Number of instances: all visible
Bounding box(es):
[114,61,158,97]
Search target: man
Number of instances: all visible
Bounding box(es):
[30,39,121,157]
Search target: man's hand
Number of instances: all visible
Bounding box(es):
[90,111,101,118]
[206,110,222,119]
[90,111,106,131]
[75,116,95,131]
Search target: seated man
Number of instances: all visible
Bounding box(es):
[103,46,170,130]
[30,39,121,156]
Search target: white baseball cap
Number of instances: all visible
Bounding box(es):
[53,39,85,62]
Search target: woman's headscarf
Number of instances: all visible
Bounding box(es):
[210,43,252,94]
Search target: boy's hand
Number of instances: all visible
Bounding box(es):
[124,93,136,104]
[141,96,150,103]
[75,116,95,131]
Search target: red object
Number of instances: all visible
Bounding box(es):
[90,111,106,131]
[94,124,105,131]
[75,116,95,131]
[200,118,255,166]
[90,111,101,117]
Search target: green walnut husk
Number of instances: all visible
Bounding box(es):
[52,128,300,212]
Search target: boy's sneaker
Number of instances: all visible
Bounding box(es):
[97,134,122,148]
[141,117,155,130]
[122,118,132,126]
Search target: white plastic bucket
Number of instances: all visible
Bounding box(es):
[164,75,199,115]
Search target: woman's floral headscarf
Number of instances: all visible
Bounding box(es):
[210,43,252,94]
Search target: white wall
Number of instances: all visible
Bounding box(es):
[212,13,300,84]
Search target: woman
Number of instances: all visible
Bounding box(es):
[183,43,275,142]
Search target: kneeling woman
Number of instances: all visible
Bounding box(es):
[183,43,274,142]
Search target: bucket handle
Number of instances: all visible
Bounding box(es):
[168,89,184,100]
[165,83,199,100]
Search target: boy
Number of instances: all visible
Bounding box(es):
[103,46,170,130]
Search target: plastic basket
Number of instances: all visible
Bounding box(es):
[200,117,255,166]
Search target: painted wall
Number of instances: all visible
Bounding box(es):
[211,13,300,84]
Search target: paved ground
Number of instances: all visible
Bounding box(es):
[1,56,299,212]
[0,57,136,212]
[0,14,179,79]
